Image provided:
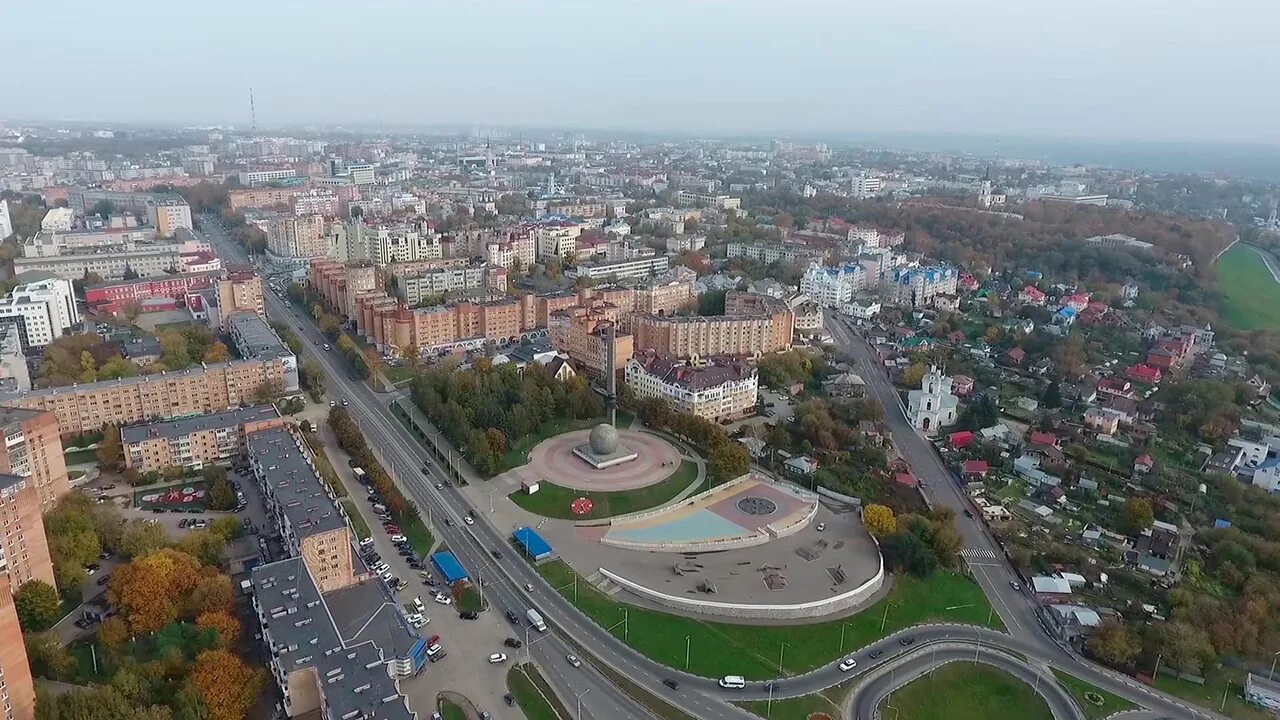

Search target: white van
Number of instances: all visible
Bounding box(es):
[718,676,746,689]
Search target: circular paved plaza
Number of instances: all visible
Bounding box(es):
[523,428,682,491]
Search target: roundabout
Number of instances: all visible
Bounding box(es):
[517,427,683,491]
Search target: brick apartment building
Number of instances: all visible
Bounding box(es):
[0,359,290,438]
[0,409,70,512]
[215,268,265,329]
[122,405,285,473]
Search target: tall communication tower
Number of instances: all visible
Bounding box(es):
[249,87,257,135]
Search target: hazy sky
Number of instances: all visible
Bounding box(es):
[5,0,1278,143]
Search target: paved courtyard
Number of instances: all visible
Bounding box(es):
[514,428,682,491]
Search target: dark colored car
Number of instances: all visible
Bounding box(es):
[869,649,884,659]
[504,694,515,707]
[503,638,522,648]
[505,611,520,624]
[899,637,915,647]
[459,610,479,620]
[97,574,110,586]
[491,549,503,559]
[662,679,680,690]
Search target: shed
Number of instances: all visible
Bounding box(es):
[431,551,469,584]
[513,527,554,562]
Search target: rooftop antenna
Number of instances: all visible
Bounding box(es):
[249,87,257,136]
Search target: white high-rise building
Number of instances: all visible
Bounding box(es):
[800,263,867,308]
[0,273,80,347]
[0,199,12,239]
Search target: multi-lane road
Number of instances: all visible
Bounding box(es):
[203,217,1213,720]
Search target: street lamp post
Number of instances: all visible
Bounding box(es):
[778,641,790,675]
[1270,651,1280,681]
[685,635,691,670]
[880,602,896,633]
[1153,653,1162,681]
[575,689,591,719]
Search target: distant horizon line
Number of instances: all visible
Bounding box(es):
[3,116,1279,151]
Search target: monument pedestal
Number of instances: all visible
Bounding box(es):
[573,423,637,470]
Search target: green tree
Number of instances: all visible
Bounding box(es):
[863,504,897,537]
[1087,619,1141,668]
[902,362,927,389]
[251,378,285,405]
[25,632,75,680]
[1042,380,1062,409]
[707,443,750,484]
[1119,497,1154,536]
[118,520,169,559]
[79,350,98,383]
[90,199,117,220]
[13,579,61,631]
[97,424,124,469]
[99,356,139,380]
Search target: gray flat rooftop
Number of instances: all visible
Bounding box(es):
[247,426,347,538]
[250,559,415,720]
[121,405,280,444]
[325,580,420,660]
[229,313,292,361]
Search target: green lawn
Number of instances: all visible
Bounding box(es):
[384,366,415,386]
[1049,668,1135,720]
[340,500,371,540]
[457,584,487,613]
[400,514,434,557]
[64,449,98,466]
[509,460,699,519]
[738,689,845,720]
[438,699,468,720]
[68,469,86,481]
[536,560,1001,680]
[880,662,1051,720]
[1216,244,1280,332]
[1153,667,1274,720]
[508,664,569,720]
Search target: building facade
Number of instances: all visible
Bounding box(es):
[216,270,266,328]
[0,360,289,437]
[887,265,958,308]
[625,351,757,422]
[122,405,285,473]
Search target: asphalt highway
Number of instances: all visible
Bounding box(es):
[848,642,1081,720]
[201,218,1216,720]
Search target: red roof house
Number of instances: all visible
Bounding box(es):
[1061,293,1091,311]
[948,431,975,449]
[951,375,975,396]
[894,472,918,487]
[1134,454,1154,474]
[1006,347,1027,365]
[1019,286,1047,305]
[962,460,990,477]
[1030,431,1059,448]
[1126,363,1163,385]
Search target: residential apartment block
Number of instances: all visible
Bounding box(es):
[633,312,789,360]
[625,351,758,422]
[566,254,671,282]
[122,405,285,473]
[887,265,958,308]
[0,582,36,720]
[216,269,266,328]
[726,241,826,266]
[800,263,869,308]
[549,308,633,379]
[0,359,290,437]
[228,313,300,393]
[266,214,329,259]
[0,408,70,513]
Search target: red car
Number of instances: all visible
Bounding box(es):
[384,526,401,533]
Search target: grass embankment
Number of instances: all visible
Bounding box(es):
[738,689,845,720]
[508,663,569,720]
[301,431,348,498]
[879,662,1052,720]
[1049,668,1135,720]
[1216,244,1280,332]
[1153,667,1274,720]
[437,699,468,720]
[339,500,371,541]
[536,560,1001,680]
[400,514,434,557]
[509,460,699,519]
[64,449,98,466]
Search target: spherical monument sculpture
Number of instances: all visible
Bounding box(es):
[589,423,620,456]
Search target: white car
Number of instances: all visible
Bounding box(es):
[433,593,452,606]
[373,562,390,574]
[463,515,474,525]
[389,534,407,543]
[839,656,858,672]
[488,653,507,664]
[406,613,425,627]
[380,570,394,583]
[566,654,581,668]
[413,597,426,613]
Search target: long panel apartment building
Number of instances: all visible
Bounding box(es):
[122,405,285,473]
[0,359,290,437]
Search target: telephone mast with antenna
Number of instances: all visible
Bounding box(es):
[248,87,257,136]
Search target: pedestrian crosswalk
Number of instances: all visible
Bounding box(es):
[961,547,999,560]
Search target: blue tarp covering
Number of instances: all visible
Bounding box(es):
[513,526,554,560]
[431,551,469,583]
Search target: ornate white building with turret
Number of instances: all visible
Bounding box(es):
[907,366,959,435]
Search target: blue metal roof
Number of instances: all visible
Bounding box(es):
[431,551,469,584]
[513,527,554,559]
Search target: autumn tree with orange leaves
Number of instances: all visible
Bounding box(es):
[190,649,264,720]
